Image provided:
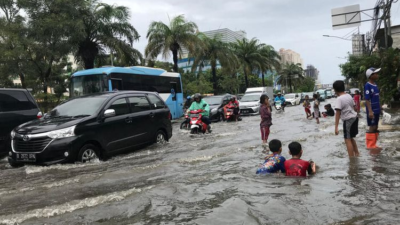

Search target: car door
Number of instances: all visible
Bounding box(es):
[126,95,153,144]
[101,97,135,152]
[147,93,169,136]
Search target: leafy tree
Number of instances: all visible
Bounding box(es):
[145,15,198,72]
[75,0,142,69]
[231,38,266,88]
[190,34,237,95]
[277,63,304,93]
[296,76,315,92]
[259,45,281,87]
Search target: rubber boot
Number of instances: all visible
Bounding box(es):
[366,133,376,150]
[374,132,382,150]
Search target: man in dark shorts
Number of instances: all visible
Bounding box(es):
[364,67,382,150]
[333,80,360,157]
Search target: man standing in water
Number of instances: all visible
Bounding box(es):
[364,68,382,150]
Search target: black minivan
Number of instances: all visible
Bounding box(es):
[0,89,42,157]
[8,91,172,167]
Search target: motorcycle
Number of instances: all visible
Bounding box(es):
[274,100,283,113]
[180,110,190,130]
[223,105,242,122]
[189,109,208,134]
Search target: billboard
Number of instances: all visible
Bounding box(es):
[331,5,361,30]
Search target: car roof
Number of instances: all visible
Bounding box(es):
[0,88,30,92]
[204,94,230,98]
[71,91,158,99]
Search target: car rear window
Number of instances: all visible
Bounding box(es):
[147,94,166,109]
[128,96,151,112]
[0,90,34,112]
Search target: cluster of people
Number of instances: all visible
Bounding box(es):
[257,66,384,175]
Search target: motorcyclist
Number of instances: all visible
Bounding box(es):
[223,96,240,121]
[274,92,286,111]
[184,95,192,110]
[189,93,211,132]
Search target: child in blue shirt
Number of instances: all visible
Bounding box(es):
[256,139,286,174]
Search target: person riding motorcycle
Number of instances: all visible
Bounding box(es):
[223,96,240,121]
[184,95,192,110]
[189,93,211,132]
[274,92,286,111]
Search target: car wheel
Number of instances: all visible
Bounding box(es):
[8,158,24,168]
[155,130,167,144]
[77,144,100,163]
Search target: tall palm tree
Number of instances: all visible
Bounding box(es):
[231,38,265,88]
[145,15,198,72]
[75,0,142,69]
[259,45,281,87]
[190,33,237,95]
[278,63,304,93]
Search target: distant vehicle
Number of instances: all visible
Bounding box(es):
[325,90,333,99]
[239,93,263,115]
[8,91,172,167]
[203,94,232,122]
[284,93,300,106]
[70,66,183,119]
[245,87,274,99]
[300,92,314,103]
[315,89,326,102]
[0,89,42,157]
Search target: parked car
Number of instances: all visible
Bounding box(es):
[239,93,263,115]
[325,89,333,99]
[300,92,314,103]
[8,91,172,167]
[203,94,232,122]
[315,89,326,102]
[284,93,301,106]
[0,89,42,157]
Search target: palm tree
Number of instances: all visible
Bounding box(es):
[259,45,281,87]
[277,63,304,93]
[190,33,237,95]
[231,38,265,88]
[75,0,142,69]
[145,15,198,72]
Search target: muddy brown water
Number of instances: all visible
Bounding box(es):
[0,98,399,225]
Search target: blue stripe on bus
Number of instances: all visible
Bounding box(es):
[108,80,112,91]
[72,67,166,76]
[164,93,183,119]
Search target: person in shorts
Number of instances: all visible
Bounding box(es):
[260,94,272,151]
[256,139,286,174]
[313,94,320,124]
[333,80,360,157]
[364,67,382,150]
[303,95,312,118]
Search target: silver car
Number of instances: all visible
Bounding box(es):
[239,93,261,115]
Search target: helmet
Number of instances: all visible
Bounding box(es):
[231,95,236,101]
[278,92,281,95]
[187,95,191,100]
[194,93,202,101]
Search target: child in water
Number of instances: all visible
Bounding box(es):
[322,104,335,117]
[259,94,272,151]
[353,90,361,117]
[303,95,312,118]
[313,94,320,124]
[284,142,316,177]
[256,139,286,174]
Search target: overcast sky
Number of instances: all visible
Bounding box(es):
[103,0,400,84]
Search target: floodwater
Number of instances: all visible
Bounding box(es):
[0,98,399,225]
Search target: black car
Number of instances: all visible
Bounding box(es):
[203,94,232,122]
[8,91,172,167]
[0,89,42,157]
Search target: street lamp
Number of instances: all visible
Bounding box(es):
[322,35,352,41]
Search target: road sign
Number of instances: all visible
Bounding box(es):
[331,5,361,30]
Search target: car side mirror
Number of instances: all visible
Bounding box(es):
[104,109,116,118]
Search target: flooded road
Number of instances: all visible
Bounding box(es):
[1,98,399,225]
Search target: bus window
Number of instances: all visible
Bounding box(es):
[170,82,177,101]
[111,79,123,91]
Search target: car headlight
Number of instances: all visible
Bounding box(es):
[211,108,218,113]
[47,126,76,139]
[10,130,16,139]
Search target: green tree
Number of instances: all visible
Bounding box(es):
[190,34,237,95]
[75,0,142,69]
[231,38,266,88]
[278,63,304,93]
[259,45,281,87]
[296,76,315,92]
[145,15,198,72]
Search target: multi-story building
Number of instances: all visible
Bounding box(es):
[304,64,319,81]
[278,48,304,67]
[178,28,247,72]
[352,34,366,56]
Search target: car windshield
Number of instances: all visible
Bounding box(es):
[317,91,326,96]
[203,97,222,105]
[284,94,295,99]
[240,95,259,102]
[48,96,106,118]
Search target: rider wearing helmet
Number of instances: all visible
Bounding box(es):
[224,95,240,121]
[274,92,286,111]
[189,93,211,132]
[184,95,192,110]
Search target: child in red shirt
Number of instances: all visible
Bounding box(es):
[353,90,361,116]
[284,142,316,177]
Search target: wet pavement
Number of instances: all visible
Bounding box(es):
[0,98,399,225]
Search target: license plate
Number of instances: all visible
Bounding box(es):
[242,110,249,113]
[16,153,36,162]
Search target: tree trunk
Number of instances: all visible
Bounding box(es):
[212,65,217,95]
[172,49,178,72]
[79,39,98,69]
[244,68,249,88]
[19,73,26,89]
[43,81,48,113]
[262,72,265,87]
[289,76,293,93]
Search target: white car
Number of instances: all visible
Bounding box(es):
[239,93,262,115]
[284,93,300,106]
